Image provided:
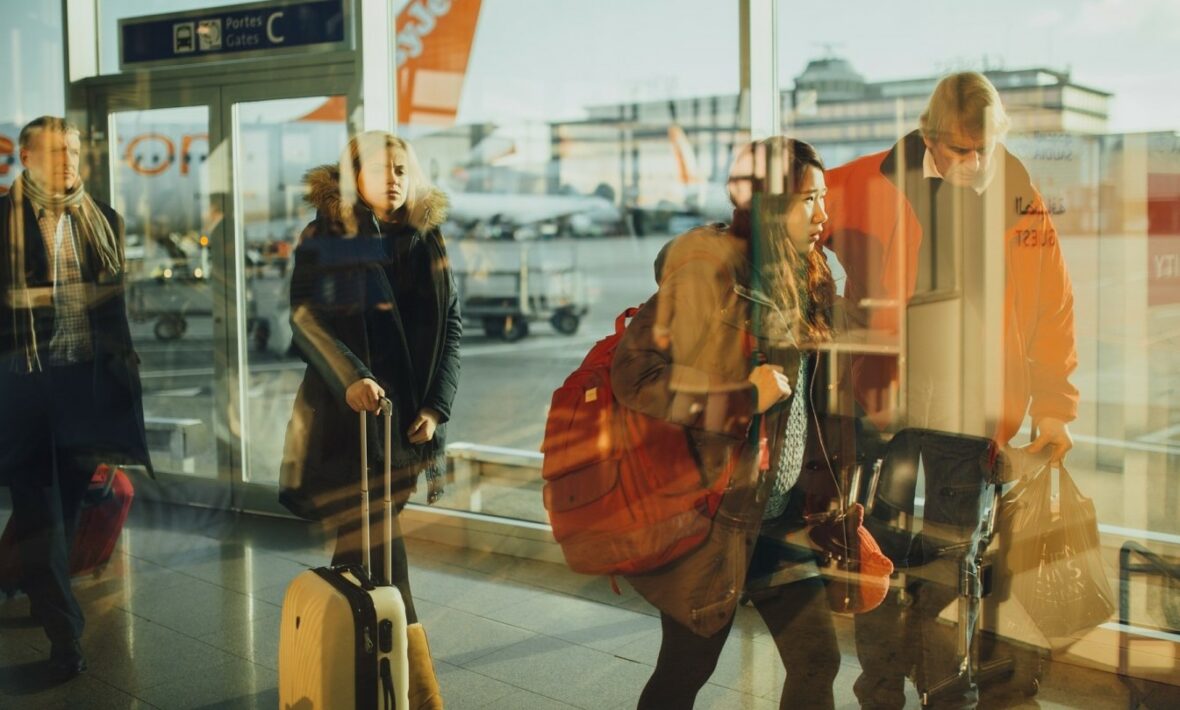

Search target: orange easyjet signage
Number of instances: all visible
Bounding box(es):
[0,134,14,196]
[124,132,209,176]
[396,0,482,126]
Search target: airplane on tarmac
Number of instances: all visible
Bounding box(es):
[276,98,623,240]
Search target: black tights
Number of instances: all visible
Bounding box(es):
[637,575,840,710]
[330,504,418,624]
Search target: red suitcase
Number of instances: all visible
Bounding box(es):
[0,464,135,594]
[70,464,135,576]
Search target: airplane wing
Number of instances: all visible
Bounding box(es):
[449,192,615,225]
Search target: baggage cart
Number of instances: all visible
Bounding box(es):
[452,240,588,341]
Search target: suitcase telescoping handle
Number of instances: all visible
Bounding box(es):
[358,398,395,586]
[96,464,118,498]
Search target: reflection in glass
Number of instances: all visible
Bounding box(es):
[233,97,348,485]
[111,106,218,478]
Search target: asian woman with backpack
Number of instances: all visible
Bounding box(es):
[611,138,857,709]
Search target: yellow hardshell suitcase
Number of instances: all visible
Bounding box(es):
[279,399,410,709]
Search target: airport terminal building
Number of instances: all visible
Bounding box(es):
[551,57,1119,224]
[1,1,1178,708]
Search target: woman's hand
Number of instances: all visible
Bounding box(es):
[748,364,792,413]
[345,378,385,413]
[407,408,441,445]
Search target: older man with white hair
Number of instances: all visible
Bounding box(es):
[821,73,1079,708]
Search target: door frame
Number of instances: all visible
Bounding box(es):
[74,59,357,513]
[222,78,356,515]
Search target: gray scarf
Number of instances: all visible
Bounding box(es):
[6,171,122,372]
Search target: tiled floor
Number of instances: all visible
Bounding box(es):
[0,498,1170,709]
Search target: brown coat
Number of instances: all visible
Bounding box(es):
[610,225,855,637]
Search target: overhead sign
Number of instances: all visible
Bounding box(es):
[120,0,349,69]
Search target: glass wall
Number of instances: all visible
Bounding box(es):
[0,4,66,196]
[771,1,1180,645]
[405,0,743,520]
[1,0,1178,706]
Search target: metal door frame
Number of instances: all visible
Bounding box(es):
[73,61,357,512]
[222,77,356,515]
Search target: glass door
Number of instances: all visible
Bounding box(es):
[84,75,355,513]
[97,86,241,507]
[228,93,349,490]
[220,81,352,513]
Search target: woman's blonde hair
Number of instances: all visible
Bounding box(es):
[337,130,435,228]
[919,72,1010,142]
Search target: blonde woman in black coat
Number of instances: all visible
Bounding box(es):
[281,131,459,709]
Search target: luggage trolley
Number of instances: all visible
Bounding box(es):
[1118,541,1180,708]
[854,430,1052,706]
[128,274,267,347]
[127,275,212,341]
[451,239,588,342]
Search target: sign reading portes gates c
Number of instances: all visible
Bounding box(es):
[119,0,348,69]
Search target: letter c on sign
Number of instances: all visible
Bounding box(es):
[267,11,284,43]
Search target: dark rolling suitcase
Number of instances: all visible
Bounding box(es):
[279,398,410,709]
[0,464,135,595]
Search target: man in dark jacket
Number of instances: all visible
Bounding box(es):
[0,116,149,681]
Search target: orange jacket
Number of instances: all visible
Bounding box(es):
[820,132,1078,444]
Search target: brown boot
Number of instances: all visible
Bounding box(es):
[406,622,443,709]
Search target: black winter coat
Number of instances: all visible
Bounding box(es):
[279,166,461,520]
[0,189,150,482]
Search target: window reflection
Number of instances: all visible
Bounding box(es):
[235,96,348,485]
[0,1,1177,705]
[113,106,218,477]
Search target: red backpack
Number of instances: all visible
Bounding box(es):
[541,306,737,577]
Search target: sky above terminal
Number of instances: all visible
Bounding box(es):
[2,0,1178,133]
[447,0,1180,133]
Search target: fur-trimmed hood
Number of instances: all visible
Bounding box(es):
[303,163,449,233]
